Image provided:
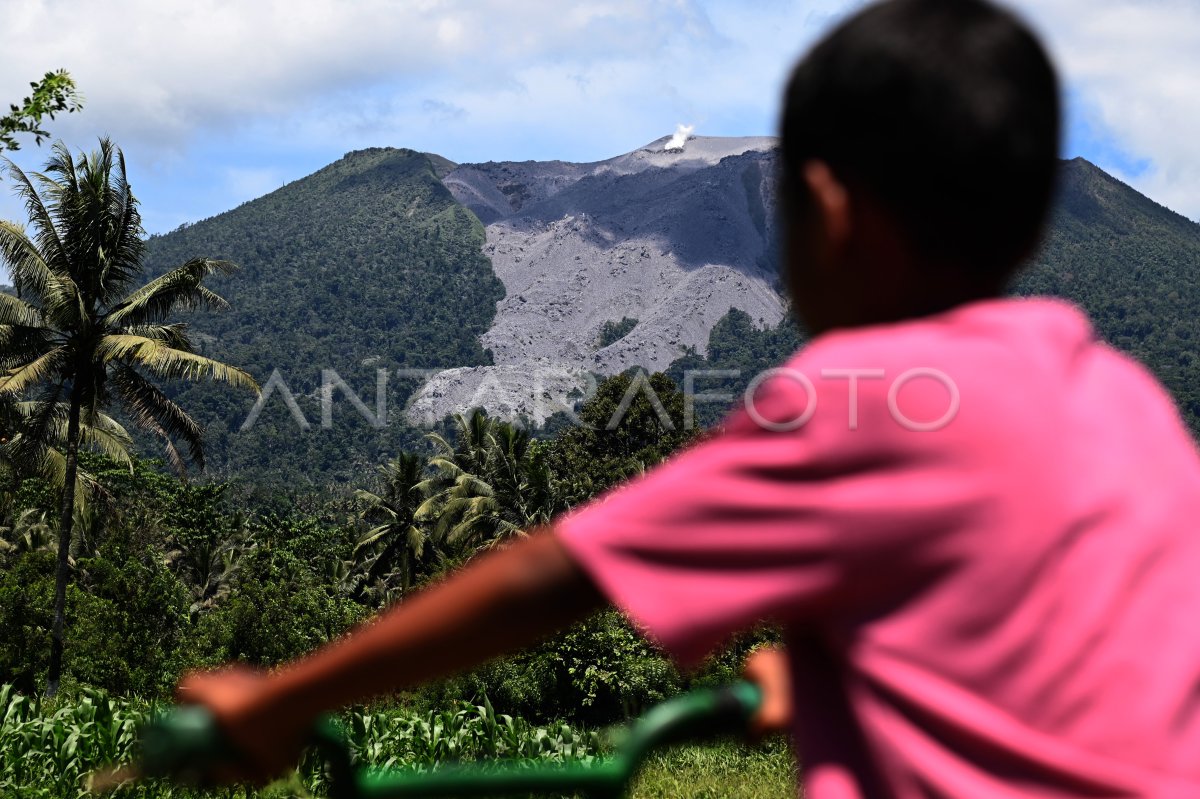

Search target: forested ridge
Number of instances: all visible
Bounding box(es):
[132,151,1198,485]
[1017,158,1200,431]
[140,147,503,486]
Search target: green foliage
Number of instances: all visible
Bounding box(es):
[541,371,696,507]
[0,70,83,152]
[0,685,143,797]
[665,308,805,430]
[354,452,429,602]
[8,459,210,687]
[160,483,252,617]
[0,687,604,798]
[0,138,256,694]
[416,410,556,552]
[443,610,681,725]
[631,740,795,799]
[431,614,776,727]
[0,552,54,695]
[193,547,365,667]
[67,537,191,697]
[598,317,639,348]
[0,467,194,697]
[335,699,600,772]
[0,369,757,719]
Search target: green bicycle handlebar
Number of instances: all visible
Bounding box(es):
[134,681,763,799]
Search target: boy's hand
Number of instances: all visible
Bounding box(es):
[742,645,793,738]
[175,665,311,785]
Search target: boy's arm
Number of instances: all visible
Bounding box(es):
[177,527,605,783]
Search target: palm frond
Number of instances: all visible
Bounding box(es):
[68,407,134,468]
[1,383,65,465]
[355,523,394,551]
[0,346,68,394]
[3,397,132,475]
[122,323,193,351]
[42,273,86,331]
[0,219,85,330]
[20,444,101,512]
[0,324,56,368]
[0,291,43,327]
[353,489,388,507]
[424,431,454,457]
[453,472,495,498]
[0,160,67,277]
[109,364,204,473]
[0,220,57,305]
[99,145,147,297]
[104,258,235,327]
[413,494,445,523]
[96,334,259,392]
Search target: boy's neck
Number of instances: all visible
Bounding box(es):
[801,269,1006,336]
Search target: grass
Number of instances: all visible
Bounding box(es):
[251,742,797,799]
[630,740,797,799]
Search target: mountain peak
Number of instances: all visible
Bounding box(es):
[1056,157,1200,236]
[597,135,778,176]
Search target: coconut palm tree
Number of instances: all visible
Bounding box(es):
[0,392,134,505]
[354,452,427,600]
[0,138,258,696]
[0,508,54,560]
[415,411,555,552]
[165,519,255,619]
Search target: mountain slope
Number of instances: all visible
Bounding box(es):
[1014,158,1200,431]
[133,142,1199,486]
[409,136,785,425]
[142,147,503,484]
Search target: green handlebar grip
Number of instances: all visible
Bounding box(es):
[134,707,350,792]
[137,705,239,783]
[613,681,762,767]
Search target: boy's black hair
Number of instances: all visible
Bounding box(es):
[781,0,1060,279]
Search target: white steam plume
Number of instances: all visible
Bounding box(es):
[664,123,694,150]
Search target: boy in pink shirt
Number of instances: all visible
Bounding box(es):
[181,0,1200,796]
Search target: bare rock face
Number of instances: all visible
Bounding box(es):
[406,365,596,427]
[406,136,787,425]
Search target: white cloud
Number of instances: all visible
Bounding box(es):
[0,0,718,156]
[1,0,1197,225]
[1005,0,1200,219]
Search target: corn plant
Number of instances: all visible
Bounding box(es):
[1,685,601,798]
[0,684,146,797]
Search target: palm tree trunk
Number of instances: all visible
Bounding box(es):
[46,381,83,698]
[401,548,411,598]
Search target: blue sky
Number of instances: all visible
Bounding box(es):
[1,0,1198,245]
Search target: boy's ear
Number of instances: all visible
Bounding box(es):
[802,160,851,258]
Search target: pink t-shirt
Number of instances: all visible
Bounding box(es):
[556,297,1200,798]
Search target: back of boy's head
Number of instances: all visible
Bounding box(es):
[781,0,1061,281]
